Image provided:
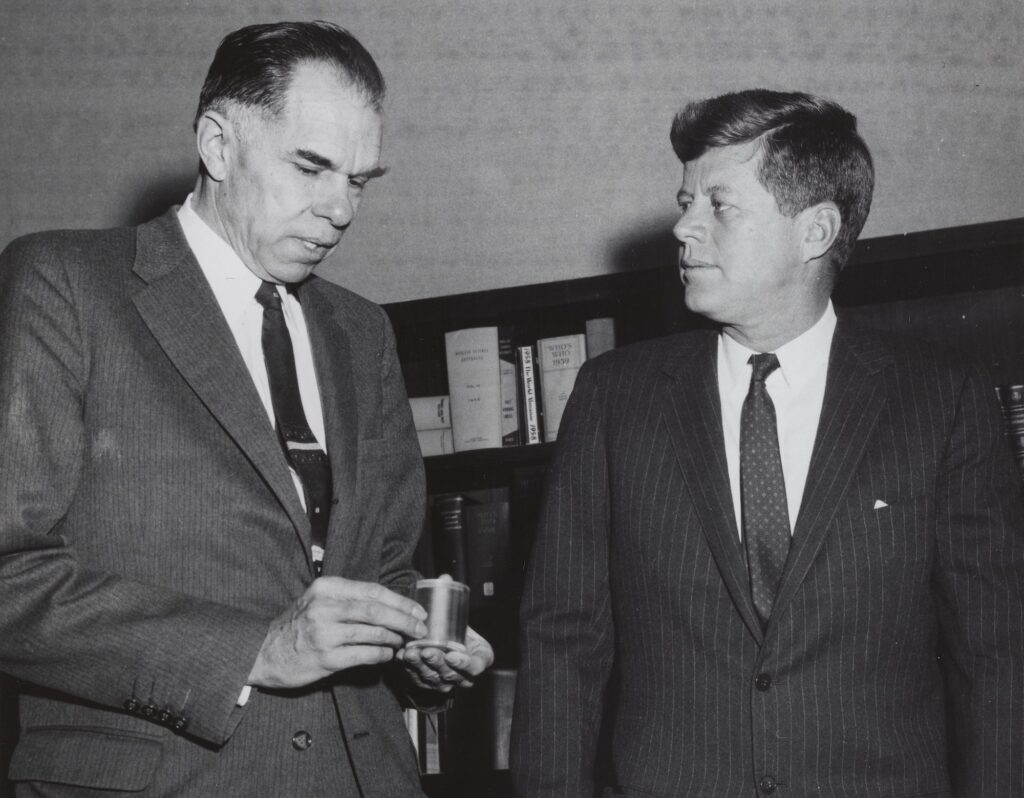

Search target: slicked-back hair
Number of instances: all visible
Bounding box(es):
[193,20,385,131]
[670,89,874,271]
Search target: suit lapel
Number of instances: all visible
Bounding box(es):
[770,320,892,627]
[298,281,359,560]
[661,332,765,643]
[129,212,312,552]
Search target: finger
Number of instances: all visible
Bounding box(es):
[318,622,406,651]
[317,597,428,639]
[402,653,456,692]
[417,647,463,684]
[313,577,427,621]
[323,644,396,671]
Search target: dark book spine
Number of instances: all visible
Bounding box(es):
[431,494,468,583]
[996,384,1024,481]
[499,328,520,446]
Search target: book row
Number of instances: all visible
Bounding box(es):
[408,318,616,456]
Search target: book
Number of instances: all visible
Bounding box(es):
[417,428,455,458]
[516,344,543,445]
[409,395,451,431]
[489,669,517,770]
[431,494,468,583]
[415,708,444,774]
[585,317,617,359]
[444,327,503,451]
[995,384,1024,481]
[462,488,511,617]
[536,333,587,443]
[499,330,520,446]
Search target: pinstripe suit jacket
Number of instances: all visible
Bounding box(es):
[510,323,1024,798]
[0,211,428,796]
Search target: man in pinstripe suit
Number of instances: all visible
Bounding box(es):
[510,90,1024,797]
[0,22,490,796]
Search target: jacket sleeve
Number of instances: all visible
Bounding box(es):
[931,361,1024,796]
[371,305,427,596]
[509,360,616,798]
[0,235,268,746]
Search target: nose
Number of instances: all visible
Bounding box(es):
[672,207,703,246]
[312,180,357,229]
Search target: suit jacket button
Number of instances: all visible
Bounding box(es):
[291,730,313,751]
[754,673,772,691]
[759,775,777,794]
[157,709,172,724]
[124,698,140,712]
[141,703,156,718]
[173,717,188,732]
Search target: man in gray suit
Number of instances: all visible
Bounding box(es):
[0,21,491,796]
[510,90,1024,797]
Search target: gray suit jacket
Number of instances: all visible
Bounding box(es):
[510,323,1024,798]
[0,211,428,796]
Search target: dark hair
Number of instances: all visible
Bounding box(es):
[670,89,874,270]
[193,21,385,130]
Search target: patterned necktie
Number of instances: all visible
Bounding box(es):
[741,352,790,629]
[254,281,332,577]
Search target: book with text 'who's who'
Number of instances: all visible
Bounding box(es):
[536,333,587,443]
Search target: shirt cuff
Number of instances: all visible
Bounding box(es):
[237,685,253,706]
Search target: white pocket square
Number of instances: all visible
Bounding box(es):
[873,499,889,510]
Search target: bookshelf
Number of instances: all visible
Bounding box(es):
[383,216,1024,797]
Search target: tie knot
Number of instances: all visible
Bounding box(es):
[748,352,780,384]
[255,281,282,310]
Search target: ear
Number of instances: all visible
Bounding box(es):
[195,111,232,183]
[799,202,841,264]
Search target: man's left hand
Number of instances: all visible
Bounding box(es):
[397,626,494,692]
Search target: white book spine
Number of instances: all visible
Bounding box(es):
[409,395,451,431]
[417,428,455,457]
[444,326,502,452]
[517,345,542,445]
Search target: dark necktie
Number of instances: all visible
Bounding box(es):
[255,281,332,577]
[741,352,790,628]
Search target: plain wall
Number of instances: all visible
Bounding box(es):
[1,0,1022,303]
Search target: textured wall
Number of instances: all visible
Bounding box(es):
[1,0,1021,302]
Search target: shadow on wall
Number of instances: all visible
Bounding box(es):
[605,212,708,338]
[606,213,679,274]
[119,170,197,227]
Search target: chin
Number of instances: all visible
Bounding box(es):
[271,264,318,285]
[682,288,713,316]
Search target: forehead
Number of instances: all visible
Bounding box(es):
[680,141,764,194]
[263,61,382,159]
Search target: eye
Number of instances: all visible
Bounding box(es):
[677,200,692,214]
[295,164,320,177]
[711,198,732,213]
[349,176,369,190]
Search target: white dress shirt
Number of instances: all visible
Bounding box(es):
[718,303,837,537]
[176,195,328,491]
[177,196,328,706]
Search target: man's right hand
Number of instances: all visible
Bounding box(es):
[247,577,428,689]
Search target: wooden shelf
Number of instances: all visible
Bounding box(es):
[423,444,554,494]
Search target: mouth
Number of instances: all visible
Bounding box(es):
[680,259,715,271]
[300,238,339,256]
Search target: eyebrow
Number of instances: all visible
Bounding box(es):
[293,148,389,179]
[675,182,733,204]
[705,183,735,197]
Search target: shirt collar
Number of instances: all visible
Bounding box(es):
[177,193,264,321]
[719,302,837,391]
